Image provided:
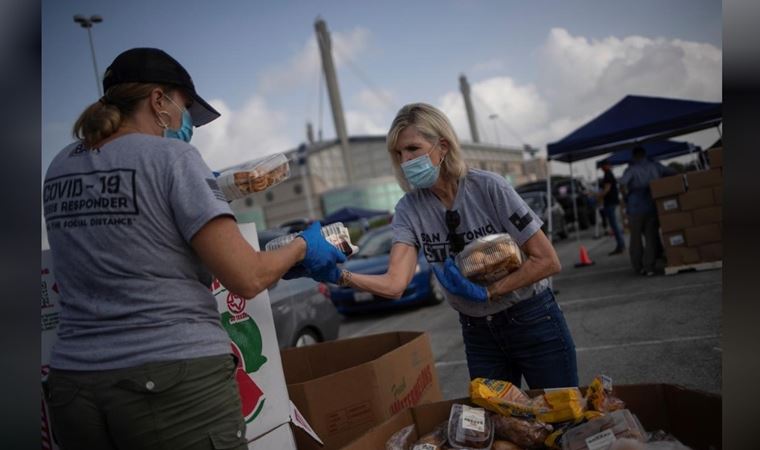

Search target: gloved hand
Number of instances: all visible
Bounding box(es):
[297,222,346,284]
[432,257,488,303]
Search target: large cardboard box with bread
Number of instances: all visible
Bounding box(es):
[41,223,321,450]
[341,384,721,450]
[281,331,442,450]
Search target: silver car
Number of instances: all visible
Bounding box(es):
[258,229,341,348]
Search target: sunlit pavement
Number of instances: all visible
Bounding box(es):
[338,228,722,399]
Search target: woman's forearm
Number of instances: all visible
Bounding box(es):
[486,254,560,299]
[342,271,408,300]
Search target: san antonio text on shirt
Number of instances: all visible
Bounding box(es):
[421,223,498,263]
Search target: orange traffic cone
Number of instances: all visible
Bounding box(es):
[574,245,595,268]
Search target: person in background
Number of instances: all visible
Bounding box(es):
[598,161,625,255]
[323,103,577,389]
[42,48,345,450]
[619,146,676,276]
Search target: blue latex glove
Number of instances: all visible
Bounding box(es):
[432,257,488,303]
[297,222,347,284]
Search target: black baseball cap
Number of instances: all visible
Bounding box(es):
[102,47,221,127]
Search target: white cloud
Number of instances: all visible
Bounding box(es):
[192,97,294,171]
[437,28,722,156]
[258,27,371,93]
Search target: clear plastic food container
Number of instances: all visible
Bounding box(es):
[455,234,522,284]
[447,404,494,450]
[560,409,646,450]
[264,222,358,257]
[217,153,290,200]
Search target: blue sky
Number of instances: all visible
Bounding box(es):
[43,0,722,179]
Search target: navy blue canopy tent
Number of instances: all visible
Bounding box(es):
[321,207,389,225]
[596,140,700,168]
[543,95,721,246]
[547,95,721,163]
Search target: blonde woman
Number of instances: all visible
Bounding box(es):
[42,48,344,450]
[333,103,578,388]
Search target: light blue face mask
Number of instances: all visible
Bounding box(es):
[400,141,443,189]
[161,94,194,143]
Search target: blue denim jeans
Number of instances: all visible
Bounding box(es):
[458,288,578,389]
[603,204,626,250]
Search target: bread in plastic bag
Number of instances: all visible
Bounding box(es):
[585,375,626,413]
[455,234,522,284]
[560,409,646,450]
[217,153,290,200]
[412,420,449,449]
[491,414,553,449]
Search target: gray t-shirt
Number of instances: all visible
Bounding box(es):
[43,134,234,370]
[392,169,549,317]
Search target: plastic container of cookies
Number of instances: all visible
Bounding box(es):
[216,153,290,201]
[264,222,359,257]
[447,404,494,450]
[455,234,522,284]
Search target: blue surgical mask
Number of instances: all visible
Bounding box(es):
[400,142,443,189]
[161,94,194,143]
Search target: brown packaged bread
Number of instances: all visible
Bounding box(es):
[492,415,552,449]
[455,234,523,284]
[492,440,525,450]
[386,424,416,450]
[412,421,449,449]
[447,404,494,449]
[218,153,291,200]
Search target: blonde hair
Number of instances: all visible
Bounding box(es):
[386,102,468,192]
[73,82,176,148]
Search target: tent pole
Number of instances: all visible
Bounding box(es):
[546,159,553,244]
[546,157,553,292]
[570,161,580,243]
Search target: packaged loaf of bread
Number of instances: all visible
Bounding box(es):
[217,153,290,200]
[491,415,553,449]
[560,409,646,450]
[447,404,494,449]
[412,420,449,450]
[455,234,522,284]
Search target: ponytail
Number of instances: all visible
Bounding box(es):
[72,82,176,147]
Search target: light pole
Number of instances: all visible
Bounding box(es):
[73,14,103,97]
[488,113,500,146]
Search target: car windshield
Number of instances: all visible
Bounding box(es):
[355,227,393,258]
[521,193,545,212]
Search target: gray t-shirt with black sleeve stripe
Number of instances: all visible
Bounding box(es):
[392,169,549,317]
[44,134,234,370]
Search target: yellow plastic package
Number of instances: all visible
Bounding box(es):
[470,378,585,423]
[470,378,537,418]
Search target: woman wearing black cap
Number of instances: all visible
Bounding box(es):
[42,48,343,450]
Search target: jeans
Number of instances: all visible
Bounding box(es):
[627,213,659,273]
[603,204,625,250]
[458,288,578,389]
[44,354,247,450]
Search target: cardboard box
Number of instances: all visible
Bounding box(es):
[665,246,701,267]
[658,211,693,233]
[649,174,686,199]
[656,196,681,216]
[662,231,686,249]
[713,186,723,205]
[699,243,723,262]
[42,223,321,450]
[342,384,721,450]
[281,331,442,450]
[678,188,715,211]
[707,147,723,168]
[686,169,723,190]
[684,224,721,247]
[692,206,722,226]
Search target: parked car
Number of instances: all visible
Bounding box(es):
[327,225,445,315]
[257,228,341,348]
[519,190,569,240]
[516,177,596,230]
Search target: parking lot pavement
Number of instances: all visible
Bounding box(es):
[338,228,722,400]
